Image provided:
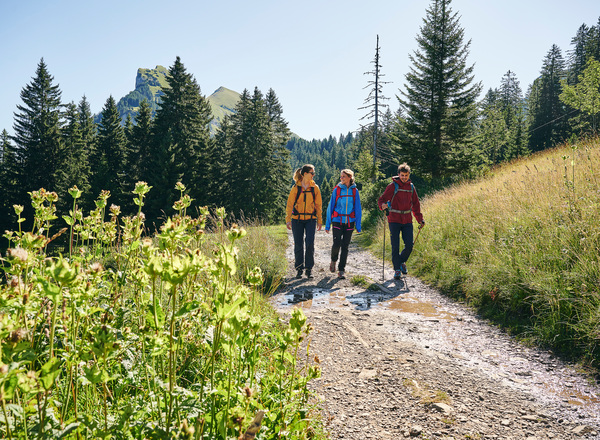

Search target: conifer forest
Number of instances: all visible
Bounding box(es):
[1,8,600,233]
[1,0,600,438]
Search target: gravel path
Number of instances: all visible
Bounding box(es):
[270,229,600,439]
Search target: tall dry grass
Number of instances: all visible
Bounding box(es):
[377,137,600,365]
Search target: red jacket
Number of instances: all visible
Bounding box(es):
[378,177,424,224]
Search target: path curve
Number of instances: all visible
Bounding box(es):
[270,229,600,439]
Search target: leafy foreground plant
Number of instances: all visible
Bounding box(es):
[0,184,321,439]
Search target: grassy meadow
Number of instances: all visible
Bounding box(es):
[370,137,600,367]
[0,185,323,439]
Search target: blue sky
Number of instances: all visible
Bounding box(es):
[1,0,598,140]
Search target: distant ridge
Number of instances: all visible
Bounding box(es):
[207,86,240,133]
[95,66,241,134]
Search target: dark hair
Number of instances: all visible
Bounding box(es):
[294,164,315,181]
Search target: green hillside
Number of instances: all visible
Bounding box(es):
[115,65,169,121]
[206,86,241,133]
[97,66,241,132]
[371,138,600,366]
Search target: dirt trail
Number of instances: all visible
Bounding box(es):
[269,230,600,439]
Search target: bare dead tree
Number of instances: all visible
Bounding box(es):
[359,34,391,169]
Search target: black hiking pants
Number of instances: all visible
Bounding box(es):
[330,222,354,272]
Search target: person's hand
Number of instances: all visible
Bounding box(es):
[286,222,291,230]
[317,224,322,231]
[380,203,387,211]
[419,220,425,229]
[325,229,330,234]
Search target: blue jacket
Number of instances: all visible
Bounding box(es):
[325,183,362,232]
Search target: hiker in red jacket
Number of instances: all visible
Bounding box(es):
[378,163,425,280]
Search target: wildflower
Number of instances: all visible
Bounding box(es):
[90,261,103,274]
[109,204,121,217]
[48,192,58,203]
[68,185,82,199]
[9,328,27,343]
[133,181,151,195]
[7,247,28,263]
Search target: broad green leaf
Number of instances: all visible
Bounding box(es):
[40,357,61,390]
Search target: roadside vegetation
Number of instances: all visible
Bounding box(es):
[367,137,600,368]
[0,183,323,439]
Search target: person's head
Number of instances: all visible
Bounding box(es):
[340,169,355,186]
[294,164,316,182]
[398,163,411,183]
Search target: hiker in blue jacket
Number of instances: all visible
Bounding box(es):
[325,169,362,279]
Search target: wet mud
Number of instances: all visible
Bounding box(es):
[271,230,600,438]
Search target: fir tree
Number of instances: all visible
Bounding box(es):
[0,130,19,233]
[568,24,591,86]
[396,0,481,180]
[498,71,529,160]
[527,45,569,152]
[12,58,63,199]
[128,99,154,185]
[478,89,507,165]
[216,88,291,221]
[56,102,91,212]
[78,96,98,210]
[90,96,127,207]
[149,56,213,223]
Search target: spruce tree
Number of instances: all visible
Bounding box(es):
[478,89,507,165]
[0,130,19,233]
[527,45,569,152]
[90,96,127,207]
[149,56,213,223]
[57,102,91,212]
[128,99,154,185]
[12,58,63,200]
[264,89,292,220]
[78,96,98,210]
[396,0,481,180]
[217,88,291,221]
[498,71,529,160]
[568,24,591,86]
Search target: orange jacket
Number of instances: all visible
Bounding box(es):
[286,180,322,225]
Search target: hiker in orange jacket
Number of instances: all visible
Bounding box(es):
[378,163,425,280]
[286,164,323,279]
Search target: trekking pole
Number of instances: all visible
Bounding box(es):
[382,204,390,281]
[413,223,423,248]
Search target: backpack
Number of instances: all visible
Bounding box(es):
[388,181,414,215]
[291,185,317,217]
[331,185,357,222]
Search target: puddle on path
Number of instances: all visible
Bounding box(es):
[274,282,600,424]
[276,283,456,322]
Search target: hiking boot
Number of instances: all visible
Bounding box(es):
[400,263,408,275]
[338,271,345,279]
[393,270,402,280]
[306,269,314,279]
[329,261,336,273]
[295,269,303,279]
